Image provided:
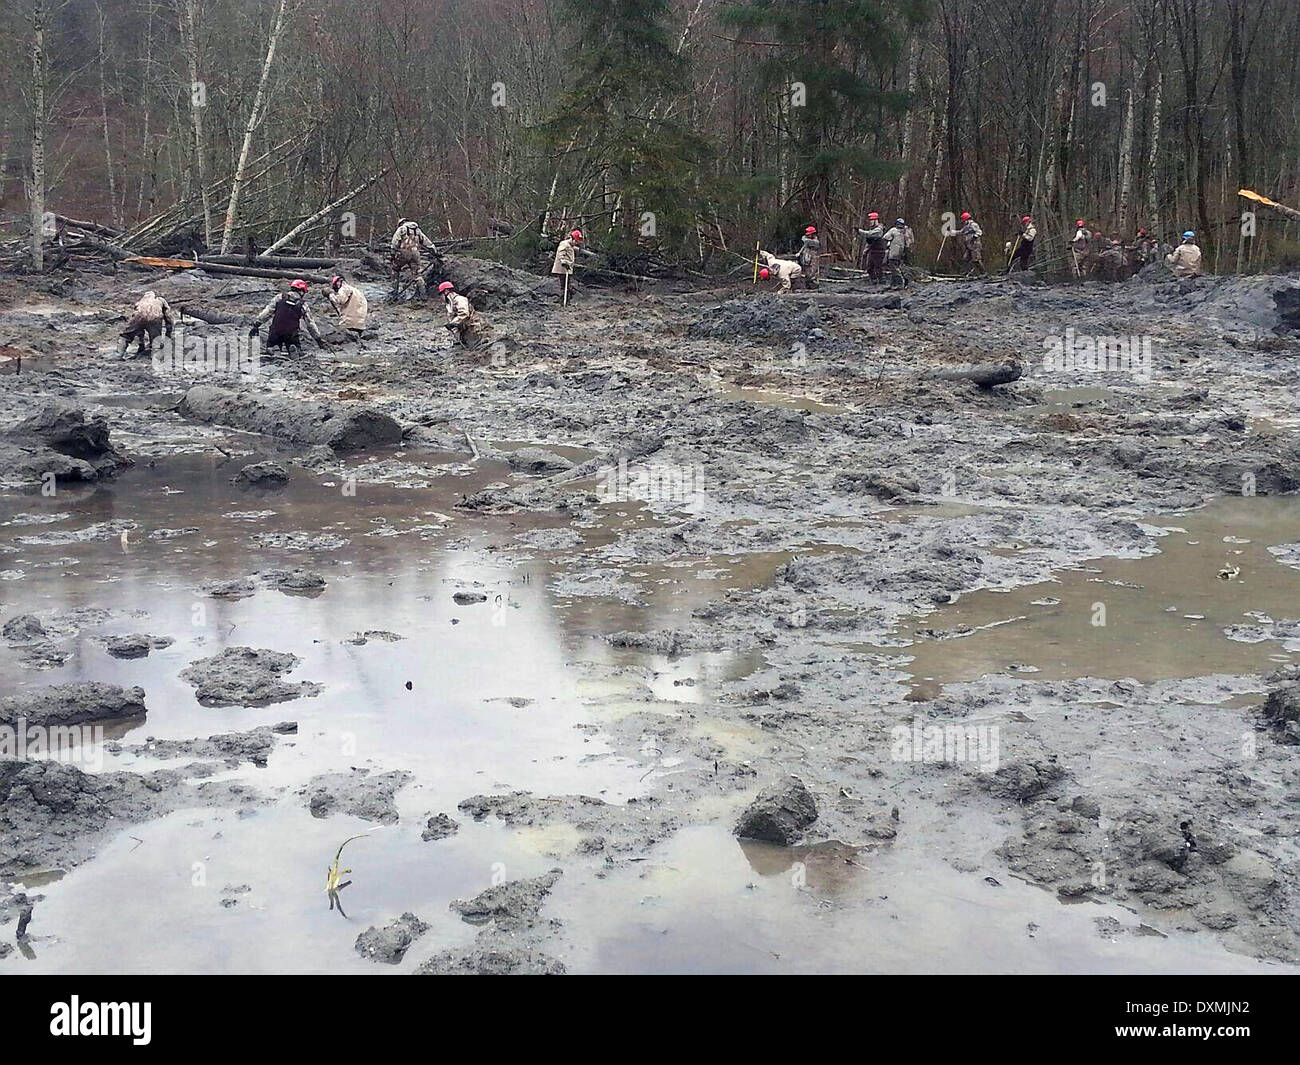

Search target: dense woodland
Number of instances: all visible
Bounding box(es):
[3,0,1300,274]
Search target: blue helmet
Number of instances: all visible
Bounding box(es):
[1182,230,1195,239]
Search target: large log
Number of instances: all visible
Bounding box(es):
[922,360,1024,388]
[201,254,338,269]
[120,257,331,284]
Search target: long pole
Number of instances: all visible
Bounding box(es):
[752,241,760,284]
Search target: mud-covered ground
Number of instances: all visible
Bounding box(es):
[1,257,1299,973]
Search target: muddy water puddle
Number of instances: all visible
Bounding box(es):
[900,495,1300,687]
[551,825,1286,974]
[0,449,783,971]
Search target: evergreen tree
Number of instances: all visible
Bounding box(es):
[541,0,711,255]
[723,0,930,224]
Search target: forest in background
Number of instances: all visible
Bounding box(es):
[3,0,1300,274]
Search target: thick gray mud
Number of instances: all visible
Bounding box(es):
[2,264,1299,972]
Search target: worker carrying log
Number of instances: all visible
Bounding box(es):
[1008,216,1036,271]
[119,291,174,358]
[1070,219,1093,277]
[958,211,984,273]
[390,218,436,299]
[249,279,326,355]
[758,250,803,293]
[552,229,588,305]
[439,280,484,348]
[797,226,821,289]
[327,273,369,340]
[1165,231,1203,278]
[858,213,886,280]
[883,218,912,287]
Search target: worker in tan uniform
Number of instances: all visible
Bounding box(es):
[1165,231,1203,278]
[551,229,586,305]
[390,218,436,299]
[758,250,803,293]
[327,273,369,341]
[439,280,484,348]
[119,290,174,358]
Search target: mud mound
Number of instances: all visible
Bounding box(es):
[178,385,402,451]
[688,296,821,340]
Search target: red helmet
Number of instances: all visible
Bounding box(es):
[759,268,770,279]
[438,281,455,293]
[329,274,342,289]
[570,229,583,241]
[290,279,308,292]
[1075,219,1085,227]
[960,212,971,221]
[805,225,816,235]
[868,212,879,220]
[1021,216,1032,224]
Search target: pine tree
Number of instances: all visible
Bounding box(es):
[541,0,711,255]
[723,0,929,224]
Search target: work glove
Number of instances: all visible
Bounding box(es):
[444,322,458,330]
[248,324,260,338]
[164,324,174,338]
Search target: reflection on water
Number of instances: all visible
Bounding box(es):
[900,495,1300,687]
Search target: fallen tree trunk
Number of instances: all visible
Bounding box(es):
[175,305,243,325]
[201,254,338,269]
[119,257,330,283]
[56,214,123,238]
[922,361,1024,388]
[258,168,390,257]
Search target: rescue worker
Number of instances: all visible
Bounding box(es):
[439,280,484,348]
[1165,231,1203,278]
[327,273,368,341]
[119,290,174,358]
[1070,218,1093,277]
[758,250,803,293]
[1127,227,1157,270]
[797,225,821,289]
[1096,238,1129,282]
[958,211,984,273]
[552,229,586,305]
[390,218,436,299]
[249,279,326,356]
[1009,215,1036,271]
[883,218,911,287]
[858,212,886,280]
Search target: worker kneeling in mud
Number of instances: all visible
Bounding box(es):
[327,273,368,341]
[250,279,326,356]
[439,281,483,348]
[119,290,174,358]
[1165,231,1203,279]
[758,250,803,293]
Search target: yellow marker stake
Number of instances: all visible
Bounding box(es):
[753,241,760,284]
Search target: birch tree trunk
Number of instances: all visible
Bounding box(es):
[28,0,48,271]
[180,0,211,247]
[97,6,121,229]
[219,0,290,254]
[1145,68,1162,232]
[1117,88,1135,233]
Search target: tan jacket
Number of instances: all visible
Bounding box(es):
[1165,242,1202,278]
[760,251,803,289]
[390,221,434,253]
[133,292,173,324]
[329,283,368,330]
[552,238,578,275]
[444,292,479,326]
